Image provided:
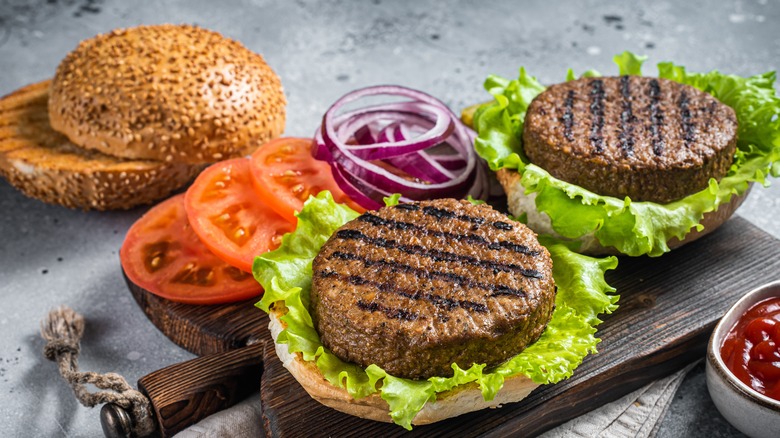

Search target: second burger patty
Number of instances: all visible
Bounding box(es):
[311,199,556,380]
[523,75,738,203]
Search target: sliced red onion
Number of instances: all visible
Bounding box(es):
[377,122,455,183]
[314,85,489,209]
[386,125,456,183]
[353,125,376,145]
[334,105,454,160]
[434,154,467,170]
[330,164,385,210]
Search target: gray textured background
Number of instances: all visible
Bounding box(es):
[1,0,778,436]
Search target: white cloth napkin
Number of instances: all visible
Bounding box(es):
[174,391,263,438]
[174,363,696,438]
[539,362,697,438]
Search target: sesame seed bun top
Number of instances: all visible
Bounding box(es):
[48,24,287,164]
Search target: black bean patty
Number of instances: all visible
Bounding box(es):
[523,76,738,203]
[310,199,556,380]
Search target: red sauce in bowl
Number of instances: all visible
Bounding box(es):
[720,297,780,401]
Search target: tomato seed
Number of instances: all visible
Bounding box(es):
[265,154,284,164]
[143,241,170,273]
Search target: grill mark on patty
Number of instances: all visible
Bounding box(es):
[493,221,513,230]
[679,91,696,146]
[589,79,606,152]
[328,251,528,297]
[648,79,665,156]
[705,100,718,130]
[318,270,489,313]
[334,229,543,278]
[562,89,576,141]
[618,75,636,156]
[422,205,485,224]
[356,213,540,256]
[394,203,420,211]
[490,289,526,297]
[356,300,420,321]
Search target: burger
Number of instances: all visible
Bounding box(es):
[470,52,780,256]
[253,192,618,429]
[0,24,286,210]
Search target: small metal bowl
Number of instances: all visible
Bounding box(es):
[706,280,780,438]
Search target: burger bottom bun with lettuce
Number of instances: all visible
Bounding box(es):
[253,192,618,429]
[472,52,780,257]
[495,168,750,256]
[267,306,539,424]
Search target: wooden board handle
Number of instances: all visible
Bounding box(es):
[136,341,264,437]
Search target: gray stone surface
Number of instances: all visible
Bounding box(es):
[0,0,777,436]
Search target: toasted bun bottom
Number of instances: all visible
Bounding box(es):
[268,305,539,425]
[0,81,200,210]
[497,168,749,256]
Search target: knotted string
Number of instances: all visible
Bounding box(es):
[41,306,156,437]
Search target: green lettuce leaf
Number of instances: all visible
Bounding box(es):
[473,51,780,256]
[254,191,618,429]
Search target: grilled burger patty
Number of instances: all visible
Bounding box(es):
[523,76,738,203]
[310,199,556,380]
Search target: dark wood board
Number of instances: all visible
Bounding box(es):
[137,342,265,436]
[129,216,780,437]
[129,279,266,356]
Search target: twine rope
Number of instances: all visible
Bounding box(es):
[40,306,156,437]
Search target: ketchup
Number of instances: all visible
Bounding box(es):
[720,297,780,401]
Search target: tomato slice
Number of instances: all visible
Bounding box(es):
[249,137,365,222]
[119,194,263,304]
[185,158,295,273]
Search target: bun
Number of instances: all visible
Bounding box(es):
[267,304,539,425]
[0,81,200,210]
[497,168,748,255]
[48,24,286,164]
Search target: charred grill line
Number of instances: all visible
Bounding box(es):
[356,300,420,321]
[394,204,420,211]
[317,269,489,313]
[679,91,696,146]
[589,79,606,152]
[618,75,636,156]
[649,79,665,156]
[493,221,513,230]
[562,89,576,141]
[422,206,485,225]
[493,241,539,254]
[329,251,528,298]
[705,100,717,129]
[356,213,540,256]
[490,286,526,297]
[334,229,543,279]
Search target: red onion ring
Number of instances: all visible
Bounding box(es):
[314,85,489,209]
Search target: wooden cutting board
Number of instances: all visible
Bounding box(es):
[129,216,780,437]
